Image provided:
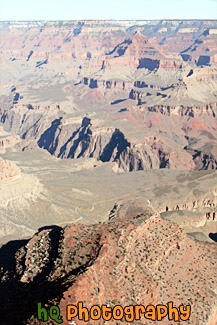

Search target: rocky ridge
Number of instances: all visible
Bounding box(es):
[0,206,216,325]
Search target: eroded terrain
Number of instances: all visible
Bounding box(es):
[0,20,217,324]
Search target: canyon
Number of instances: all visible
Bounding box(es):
[0,20,217,324]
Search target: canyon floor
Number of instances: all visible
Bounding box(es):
[0,20,217,324]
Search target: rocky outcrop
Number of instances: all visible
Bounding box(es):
[37,117,134,169]
[0,157,41,210]
[185,148,217,170]
[129,88,161,104]
[37,117,192,172]
[128,92,217,117]
[0,103,61,136]
[82,77,131,90]
[0,211,216,325]
[0,157,20,181]
[0,135,20,153]
[133,81,161,89]
[145,103,217,117]
[25,115,215,173]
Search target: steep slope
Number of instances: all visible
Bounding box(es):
[35,117,195,172]
[0,211,216,325]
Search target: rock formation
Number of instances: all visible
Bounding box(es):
[0,157,20,181]
[0,210,216,325]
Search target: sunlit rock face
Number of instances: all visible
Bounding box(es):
[0,157,20,181]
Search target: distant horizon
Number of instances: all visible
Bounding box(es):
[1,0,217,21]
[1,19,217,22]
